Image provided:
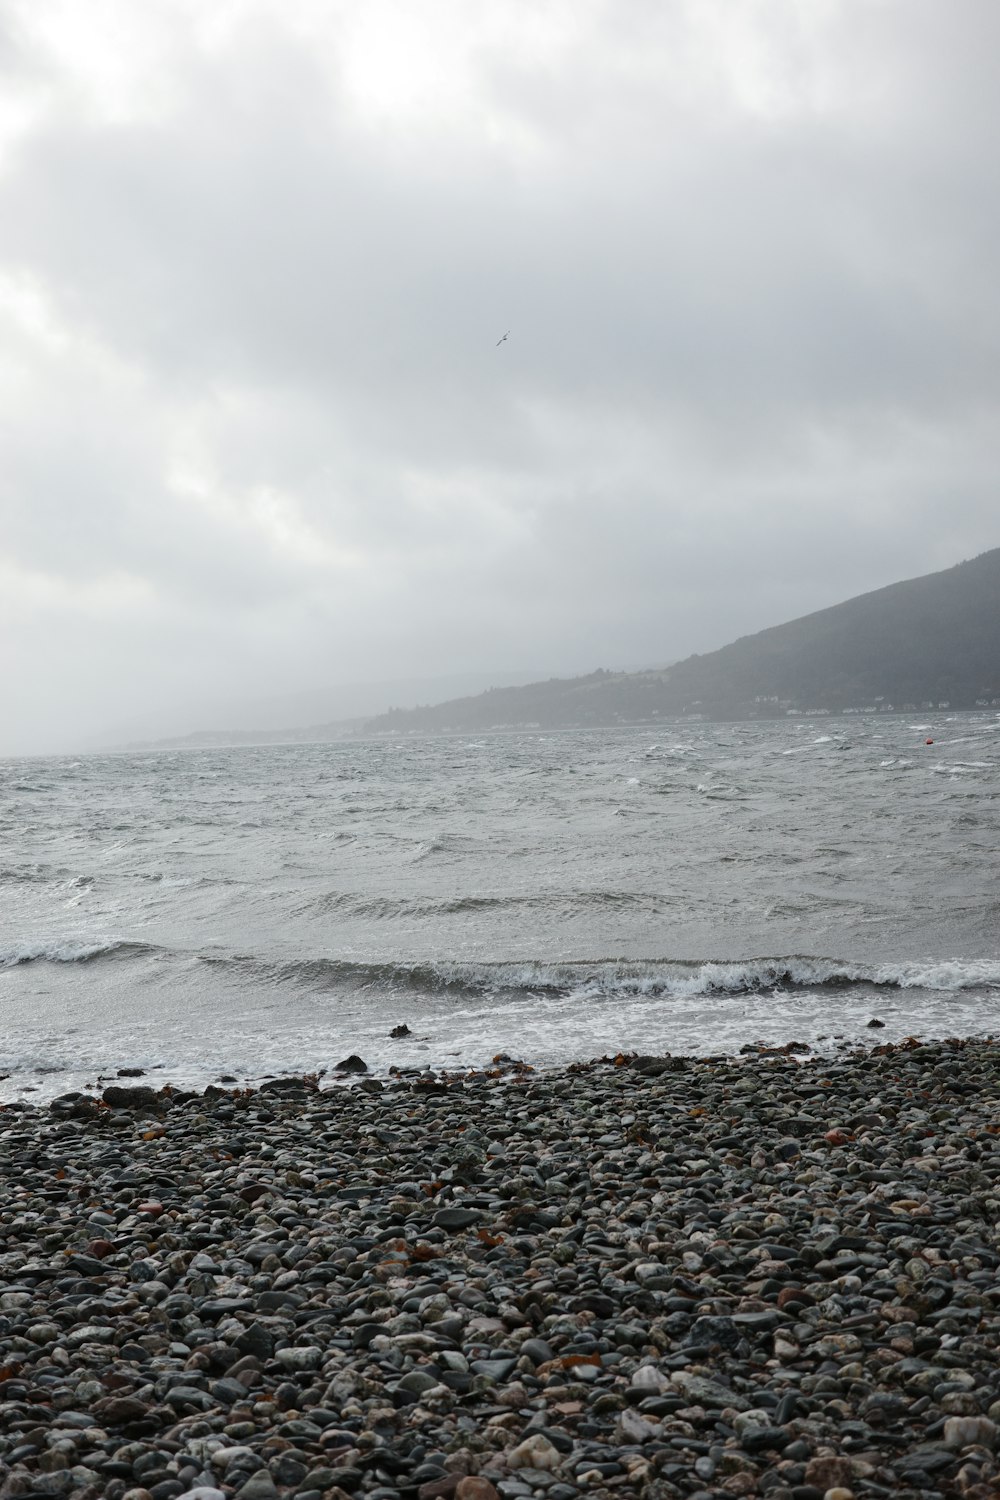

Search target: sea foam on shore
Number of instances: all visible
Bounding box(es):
[1,1039,999,1500]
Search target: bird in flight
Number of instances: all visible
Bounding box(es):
[496,330,510,346]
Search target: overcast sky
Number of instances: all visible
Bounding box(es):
[2,0,998,751]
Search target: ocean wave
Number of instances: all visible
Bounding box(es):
[664,957,1000,997]
[0,939,152,968]
[548,956,1000,1000]
[7,934,997,1001]
[302,888,662,920]
[0,864,72,884]
[199,951,1000,1002]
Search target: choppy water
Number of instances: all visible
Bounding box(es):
[2,716,999,1098]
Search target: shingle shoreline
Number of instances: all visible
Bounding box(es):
[2,1038,999,1500]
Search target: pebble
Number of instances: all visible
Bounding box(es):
[2,1037,1000,1499]
[454,1480,499,1500]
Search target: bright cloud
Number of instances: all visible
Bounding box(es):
[1,0,998,750]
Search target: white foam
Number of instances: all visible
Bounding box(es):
[872,959,1000,991]
[681,957,867,995]
[0,939,119,968]
[428,954,1000,1001]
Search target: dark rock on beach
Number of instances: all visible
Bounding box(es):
[2,1037,1000,1500]
[101,1083,170,1112]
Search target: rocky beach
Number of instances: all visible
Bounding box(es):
[2,1039,999,1500]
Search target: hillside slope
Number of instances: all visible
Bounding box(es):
[365,548,1000,732]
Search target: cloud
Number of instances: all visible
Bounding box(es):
[1,0,998,750]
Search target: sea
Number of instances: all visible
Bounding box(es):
[2,716,999,1101]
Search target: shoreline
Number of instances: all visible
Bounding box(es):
[2,1039,999,1500]
[3,1006,998,1109]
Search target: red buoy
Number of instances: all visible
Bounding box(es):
[925,738,934,745]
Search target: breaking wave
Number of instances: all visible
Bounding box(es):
[5,938,997,1003]
[0,939,153,969]
[197,951,1000,1001]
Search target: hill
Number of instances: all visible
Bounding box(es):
[364,548,1000,733]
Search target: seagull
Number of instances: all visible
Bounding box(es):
[496,330,510,346]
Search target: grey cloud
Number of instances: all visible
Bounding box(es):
[0,0,998,752]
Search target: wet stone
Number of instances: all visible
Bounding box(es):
[433,1208,482,1230]
[2,1038,1000,1500]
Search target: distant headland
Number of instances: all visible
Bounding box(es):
[364,548,1000,735]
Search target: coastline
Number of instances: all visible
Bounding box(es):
[3,964,999,1108]
[2,1039,999,1500]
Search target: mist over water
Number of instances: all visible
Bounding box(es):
[2,717,998,1098]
